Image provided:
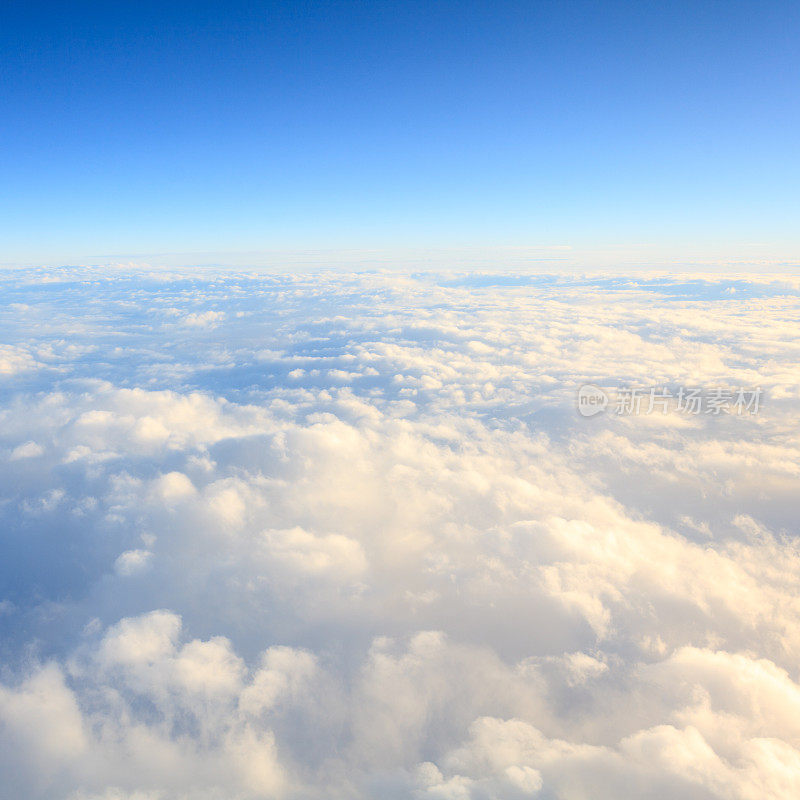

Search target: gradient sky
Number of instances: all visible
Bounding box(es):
[2,0,799,268]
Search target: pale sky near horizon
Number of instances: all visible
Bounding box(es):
[2,1,799,269]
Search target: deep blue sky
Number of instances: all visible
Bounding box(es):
[2,1,798,268]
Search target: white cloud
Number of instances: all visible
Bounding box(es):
[114,549,153,576]
[181,310,226,328]
[0,268,799,798]
[10,440,44,460]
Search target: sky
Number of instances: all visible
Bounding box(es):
[4,7,800,797]
[2,0,799,268]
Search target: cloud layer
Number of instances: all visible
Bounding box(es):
[1,268,799,799]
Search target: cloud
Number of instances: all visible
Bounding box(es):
[181,310,226,329]
[0,344,40,376]
[9,441,44,460]
[0,268,799,797]
[113,549,153,576]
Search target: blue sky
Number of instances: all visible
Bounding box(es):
[2,0,798,268]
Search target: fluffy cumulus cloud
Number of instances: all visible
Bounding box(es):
[0,267,799,799]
